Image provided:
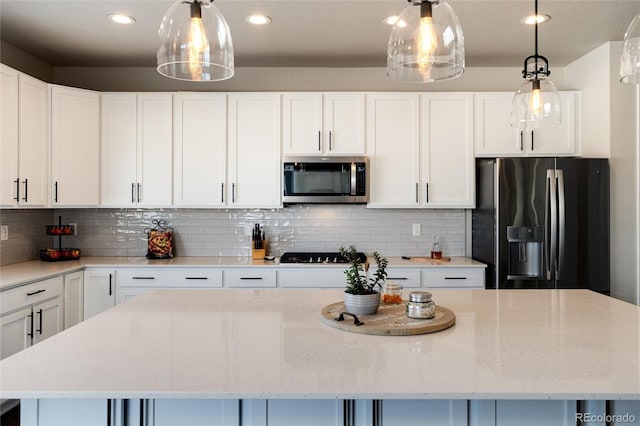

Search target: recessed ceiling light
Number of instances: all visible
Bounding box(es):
[108,14,136,25]
[383,15,407,28]
[245,14,272,25]
[521,14,550,25]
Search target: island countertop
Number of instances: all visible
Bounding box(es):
[0,289,638,400]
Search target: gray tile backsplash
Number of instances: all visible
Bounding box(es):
[0,209,52,266]
[0,206,465,264]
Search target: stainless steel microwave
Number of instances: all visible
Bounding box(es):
[283,156,368,204]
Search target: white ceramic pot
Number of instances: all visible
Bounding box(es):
[343,291,380,315]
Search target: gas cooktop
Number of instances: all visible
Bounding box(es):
[279,251,367,264]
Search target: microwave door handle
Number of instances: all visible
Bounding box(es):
[350,162,357,195]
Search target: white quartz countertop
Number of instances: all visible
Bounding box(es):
[0,289,638,400]
[0,256,485,291]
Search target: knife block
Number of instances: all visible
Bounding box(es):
[252,248,266,259]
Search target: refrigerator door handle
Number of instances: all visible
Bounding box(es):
[556,169,565,281]
[545,169,557,281]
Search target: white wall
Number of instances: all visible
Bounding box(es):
[566,42,640,305]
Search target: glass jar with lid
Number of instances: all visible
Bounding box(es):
[381,281,403,304]
[406,291,436,319]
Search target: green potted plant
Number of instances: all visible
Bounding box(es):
[340,245,388,315]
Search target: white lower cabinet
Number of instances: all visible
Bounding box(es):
[0,277,63,360]
[63,271,83,329]
[224,269,277,288]
[421,268,485,289]
[278,268,347,288]
[83,268,116,319]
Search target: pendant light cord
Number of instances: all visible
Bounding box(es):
[534,0,539,74]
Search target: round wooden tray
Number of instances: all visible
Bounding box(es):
[320,301,455,336]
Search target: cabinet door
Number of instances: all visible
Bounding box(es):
[64,271,84,329]
[18,73,49,206]
[83,269,116,319]
[421,93,475,208]
[0,307,31,360]
[228,94,281,208]
[173,93,227,207]
[366,93,420,207]
[0,65,19,207]
[138,94,173,206]
[101,94,138,206]
[282,93,323,155]
[51,86,100,206]
[323,92,365,155]
[527,92,579,156]
[474,92,523,156]
[32,296,63,345]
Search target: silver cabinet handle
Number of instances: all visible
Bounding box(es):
[415,183,419,203]
[54,181,58,203]
[329,130,333,151]
[132,276,155,280]
[240,277,263,280]
[131,183,135,203]
[318,131,321,152]
[108,273,113,296]
[520,131,524,151]
[185,277,208,280]
[221,182,224,203]
[444,277,467,280]
[137,183,141,203]
[232,183,236,203]
[426,182,429,203]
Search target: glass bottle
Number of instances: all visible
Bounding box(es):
[431,235,443,259]
[381,281,403,304]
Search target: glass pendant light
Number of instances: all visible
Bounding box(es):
[157,0,234,82]
[387,0,465,83]
[512,0,561,129]
[620,13,640,84]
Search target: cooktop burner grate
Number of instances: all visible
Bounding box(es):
[279,251,367,264]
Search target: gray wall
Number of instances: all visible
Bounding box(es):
[0,210,52,266]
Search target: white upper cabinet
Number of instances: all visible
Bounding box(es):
[50,85,100,206]
[173,93,227,207]
[0,65,49,207]
[367,93,474,208]
[282,93,365,155]
[420,93,475,208]
[101,93,172,207]
[367,93,420,207]
[228,93,282,208]
[474,91,580,157]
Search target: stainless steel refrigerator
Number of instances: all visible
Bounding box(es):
[472,158,609,293]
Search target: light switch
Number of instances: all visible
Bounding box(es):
[412,224,421,237]
[1,225,8,241]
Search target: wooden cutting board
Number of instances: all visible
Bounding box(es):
[320,302,455,336]
[403,256,451,264]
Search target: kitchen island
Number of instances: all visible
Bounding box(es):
[1,288,639,425]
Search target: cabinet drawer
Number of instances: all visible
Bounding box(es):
[224,269,277,288]
[1,276,64,314]
[278,267,347,288]
[381,268,421,289]
[117,268,223,288]
[421,268,485,289]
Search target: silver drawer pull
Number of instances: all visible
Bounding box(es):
[185,277,208,280]
[26,289,46,296]
[240,277,263,280]
[444,277,467,280]
[132,277,155,280]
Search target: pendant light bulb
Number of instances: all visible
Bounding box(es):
[530,80,542,113]
[417,3,437,58]
[188,2,209,80]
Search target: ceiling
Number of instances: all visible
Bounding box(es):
[0,0,638,69]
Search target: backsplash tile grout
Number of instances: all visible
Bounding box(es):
[0,206,465,265]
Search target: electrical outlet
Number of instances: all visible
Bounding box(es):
[1,225,8,241]
[69,223,78,235]
[412,224,421,237]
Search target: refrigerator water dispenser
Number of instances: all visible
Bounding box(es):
[507,226,543,280]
